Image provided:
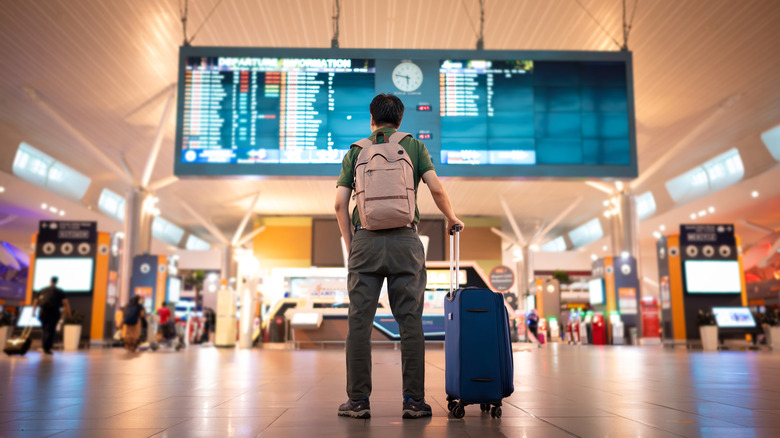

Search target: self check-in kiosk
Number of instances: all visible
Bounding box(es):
[656,224,748,343]
[26,221,112,342]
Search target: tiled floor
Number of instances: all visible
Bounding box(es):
[2,343,780,437]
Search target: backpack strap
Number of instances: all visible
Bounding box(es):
[388,131,411,143]
[352,138,373,149]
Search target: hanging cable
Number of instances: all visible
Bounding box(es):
[331,0,340,48]
[188,0,226,45]
[179,0,189,46]
[573,0,622,49]
[460,0,479,39]
[622,0,639,51]
[476,0,485,50]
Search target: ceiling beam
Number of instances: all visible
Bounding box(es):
[180,200,229,245]
[140,86,176,188]
[147,175,179,192]
[23,86,134,185]
[532,197,583,245]
[232,192,262,246]
[498,195,526,247]
[235,226,266,247]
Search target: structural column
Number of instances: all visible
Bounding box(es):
[119,187,155,306]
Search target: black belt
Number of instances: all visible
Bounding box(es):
[355,224,417,232]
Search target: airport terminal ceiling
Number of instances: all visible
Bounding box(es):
[1,0,780,249]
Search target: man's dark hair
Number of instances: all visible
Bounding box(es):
[50,276,58,285]
[370,94,404,128]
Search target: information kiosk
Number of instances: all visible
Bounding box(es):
[26,221,112,343]
[656,224,748,342]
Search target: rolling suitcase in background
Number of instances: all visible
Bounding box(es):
[4,327,33,356]
[444,226,514,419]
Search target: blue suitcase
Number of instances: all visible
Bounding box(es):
[444,226,514,419]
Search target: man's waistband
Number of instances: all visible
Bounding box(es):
[355,223,417,233]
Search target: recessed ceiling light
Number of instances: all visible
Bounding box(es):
[690,213,697,220]
[41,203,47,209]
[659,225,666,231]
[621,251,629,258]
[751,190,759,198]
[59,211,65,216]
[0,186,5,193]
[652,231,662,239]
[590,254,598,261]
[603,200,610,207]
[698,210,707,217]
[49,206,58,213]
[602,245,608,251]
[604,211,611,218]
[708,206,715,213]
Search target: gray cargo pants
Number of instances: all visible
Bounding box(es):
[346,226,427,401]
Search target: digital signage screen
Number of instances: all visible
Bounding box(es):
[683,260,742,294]
[712,307,756,328]
[33,258,95,293]
[589,278,605,305]
[175,47,635,178]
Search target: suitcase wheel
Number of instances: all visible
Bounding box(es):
[446,395,457,412]
[452,401,466,419]
[480,403,490,412]
[490,406,502,418]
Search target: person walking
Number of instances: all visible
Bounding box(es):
[120,296,146,352]
[334,94,464,419]
[31,276,71,355]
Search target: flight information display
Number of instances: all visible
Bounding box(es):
[440,59,631,166]
[174,47,636,178]
[181,57,374,165]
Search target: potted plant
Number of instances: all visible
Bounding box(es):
[764,309,780,351]
[0,310,12,348]
[62,311,85,351]
[697,309,718,351]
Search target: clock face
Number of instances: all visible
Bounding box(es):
[392,62,423,92]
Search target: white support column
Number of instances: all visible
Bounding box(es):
[119,188,155,306]
[141,88,177,188]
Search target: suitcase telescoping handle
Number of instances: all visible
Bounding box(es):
[447,224,461,301]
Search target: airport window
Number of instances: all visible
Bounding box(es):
[665,148,744,204]
[541,236,567,252]
[635,191,656,220]
[185,234,211,251]
[568,218,604,248]
[152,217,185,247]
[13,142,92,202]
[97,188,126,223]
[761,123,780,162]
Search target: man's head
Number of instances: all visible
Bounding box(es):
[50,276,58,286]
[370,94,404,129]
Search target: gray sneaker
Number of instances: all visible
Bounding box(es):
[338,398,370,419]
[402,398,432,419]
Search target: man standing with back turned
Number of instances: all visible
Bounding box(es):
[335,94,464,419]
[32,276,72,355]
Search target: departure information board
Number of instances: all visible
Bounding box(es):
[175,47,636,178]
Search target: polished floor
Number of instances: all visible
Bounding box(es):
[1,343,780,438]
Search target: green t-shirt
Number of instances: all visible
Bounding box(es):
[336,127,435,227]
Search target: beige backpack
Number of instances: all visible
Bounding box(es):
[352,131,415,230]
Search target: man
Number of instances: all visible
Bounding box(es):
[334,94,464,419]
[32,276,71,355]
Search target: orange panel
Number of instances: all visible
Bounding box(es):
[736,235,748,307]
[667,235,686,340]
[90,232,111,340]
[25,234,37,305]
[535,278,544,316]
[155,255,168,311]
[254,226,311,260]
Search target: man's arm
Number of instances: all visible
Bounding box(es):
[62,298,72,320]
[334,185,354,250]
[421,170,464,233]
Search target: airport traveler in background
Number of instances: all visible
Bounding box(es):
[334,93,464,419]
[120,296,146,352]
[526,308,540,345]
[31,276,71,355]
